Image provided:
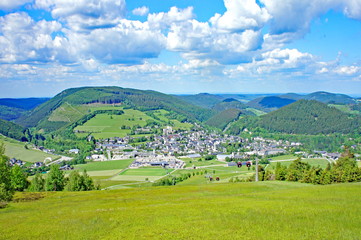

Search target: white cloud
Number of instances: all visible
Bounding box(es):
[210,0,271,32]
[0,0,32,11]
[0,12,72,63]
[132,6,149,16]
[147,6,194,29]
[35,0,126,31]
[334,66,360,75]
[260,0,361,44]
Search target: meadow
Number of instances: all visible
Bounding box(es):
[1,182,360,239]
[74,108,193,139]
[0,136,59,163]
[74,159,133,172]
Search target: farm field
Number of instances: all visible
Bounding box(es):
[269,154,298,160]
[1,182,361,239]
[74,159,133,172]
[181,157,225,167]
[120,168,173,176]
[74,108,193,139]
[0,136,59,163]
[74,109,153,138]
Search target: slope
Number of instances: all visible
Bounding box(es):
[15,87,213,131]
[176,93,225,108]
[257,100,361,134]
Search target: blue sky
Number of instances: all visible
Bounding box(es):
[0,0,360,97]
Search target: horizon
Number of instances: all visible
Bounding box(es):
[1,0,361,97]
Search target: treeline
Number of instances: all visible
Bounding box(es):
[274,150,361,185]
[153,170,213,186]
[0,142,97,207]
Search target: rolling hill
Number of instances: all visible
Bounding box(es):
[229,100,361,135]
[246,91,357,112]
[175,93,225,108]
[0,98,49,121]
[15,87,213,131]
[212,98,247,112]
[205,108,242,130]
[0,119,27,141]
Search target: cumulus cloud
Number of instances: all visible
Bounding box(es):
[261,0,361,44]
[66,19,166,64]
[0,12,72,63]
[210,0,271,32]
[132,6,149,16]
[0,0,32,11]
[147,6,194,29]
[35,0,126,31]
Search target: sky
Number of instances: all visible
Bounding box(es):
[0,0,361,97]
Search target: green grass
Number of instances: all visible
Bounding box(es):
[181,158,225,167]
[269,154,298,160]
[329,104,360,115]
[73,159,133,172]
[245,107,266,116]
[1,136,59,163]
[75,109,153,138]
[269,158,330,169]
[1,182,361,239]
[48,103,88,122]
[120,168,173,176]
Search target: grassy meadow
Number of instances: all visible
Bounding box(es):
[268,158,330,169]
[1,181,361,239]
[0,136,59,163]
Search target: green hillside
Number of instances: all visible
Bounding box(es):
[0,119,27,141]
[212,98,247,112]
[228,100,361,135]
[176,93,225,108]
[0,98,50,121]
[1,182,361,239]
[205,108,242,129]
[16,87,212,131]
[247,96,296,112]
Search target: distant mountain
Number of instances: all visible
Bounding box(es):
[15,87,213,131]
[0,98,50,121]
[175,93,225,108]
[0,98,50,110]
[230,100,361,135]
[247,96,296,112]
[303,91,355,104]
[212,98,247,112]
[246,91,356,112]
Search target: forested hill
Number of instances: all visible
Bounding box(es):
[0,119,27,141]
[0,98,50,121]
[15,87,213,129]
[228,100,361,135]
[259,100,361,134]
[176,93,225,109]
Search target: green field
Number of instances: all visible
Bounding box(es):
[0,136,59,163]
[74,108,193,139]
[269,154,298,160]
[181,158,225,167]
[74,109,152,138]
[74,159,133,172]
[120,168,173,176]
[1,182,361,239]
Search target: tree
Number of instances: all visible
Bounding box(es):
[11,165,29,191]
[65,171,83,191]
[0,151,14,203]
[29,173,45,192]
[45,164,65,191]
[81,170,94,191]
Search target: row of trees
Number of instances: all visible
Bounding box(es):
[275,150,361,185]
[0,142,97,207]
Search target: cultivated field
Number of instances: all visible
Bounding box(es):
[1,182,360,239]
[268,158,330,169]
